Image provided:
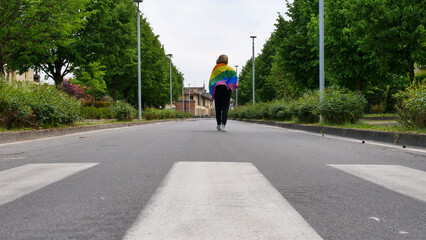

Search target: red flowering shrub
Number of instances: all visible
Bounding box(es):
[62,78,91,100]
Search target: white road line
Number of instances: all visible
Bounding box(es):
[0,163,98,206]
[279,127,426,154]
[328,164,426,203]
[0,121,176,147]
[124,162,323,240]
[0,127,131,147]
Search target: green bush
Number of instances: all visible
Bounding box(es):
[245,103,266,119]
[276,108,292,121]
[415,71,426,83]
[291,91,320,123]
[264,101,282,119]
[111,101,136,121]
[230,88,367,124]
[81,100,112,108]
[142,108,192,120]
[229,106,247,119]
[80,107,115,119]
[394,82,426,128]
[142,108,156,120]
[232,104,265,119]
[319,88,367,124]
[0,81,81,129]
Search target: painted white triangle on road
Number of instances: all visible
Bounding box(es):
[124,161,323,240]
[328,164,426,203]
[0,163,99,206]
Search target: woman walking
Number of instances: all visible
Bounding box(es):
[209,54,238,132]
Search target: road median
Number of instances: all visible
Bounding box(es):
[237,119,426,148]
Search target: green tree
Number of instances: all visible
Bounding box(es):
[346,0,425,83]
[2,0,88,85]
[237,59,254,105]
[255,33,279,102]
[320,0,385,92]
[275,0,319,93]
[75,0,184,108]
[263,15,299,100]
[75,0,137,101]
[73,61,106,106]
[237,27,284,104]
[120,14,184,108]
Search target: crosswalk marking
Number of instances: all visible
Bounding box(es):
[0,163,98,206]
[328,164,426,203]
[123,161,323,240]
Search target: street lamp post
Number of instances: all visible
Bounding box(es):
[319,0,325,122]
[199,89,202,116]
[188,83,191,115]
[167,54,173,109]
[182,78,184,112]
[134,0,143,120]
[235,65,239,108]
[250,36,257,105]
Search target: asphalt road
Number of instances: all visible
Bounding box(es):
[0,119,425,239]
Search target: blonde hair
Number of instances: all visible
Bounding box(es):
[216,54,228,64]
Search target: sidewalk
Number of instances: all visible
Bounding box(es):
[0,120,179,145]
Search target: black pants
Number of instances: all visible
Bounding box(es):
[214,85,232,126]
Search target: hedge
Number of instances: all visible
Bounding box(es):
[80,106,115,119]
[0,81,81,128]
[318,88,367,124]
[142,108,192,120]
[111,101,137,121]
[394,82,426,128]
[230,87,367,124]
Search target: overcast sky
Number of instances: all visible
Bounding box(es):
[140,0,290,89]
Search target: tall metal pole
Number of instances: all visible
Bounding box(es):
[199,89,201,116]
[319,0,325,122]
[167,54,173,109]
[235,65,239,108]
[188,83,191,115]
[182,79,184,112]
[136,1,142,120]
[250,36,257,105]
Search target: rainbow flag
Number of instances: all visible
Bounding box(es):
[209,63,238,101]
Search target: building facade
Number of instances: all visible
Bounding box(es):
[2,67,36,82]
[175,86,214,116]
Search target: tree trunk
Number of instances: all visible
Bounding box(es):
[133,89,138,107]
[408,58,415,83]
[0,44,5,79]
[123,88,129,101]
[0,63,5,79]
[111,78,117,102]
[357,76,363,92]
[53,61,64,87]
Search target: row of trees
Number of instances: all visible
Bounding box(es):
[237,0,425,108]
[0,0,184,108]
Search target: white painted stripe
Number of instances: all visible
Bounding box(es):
[281,127,426,154]
[0,163,98,206]
[124,162,322,240]
[0,127,132,147]
[0,121,177,147]
[328,164,426,202]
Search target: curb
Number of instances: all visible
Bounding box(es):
[0,120,180,145]
[237,119,426,148]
